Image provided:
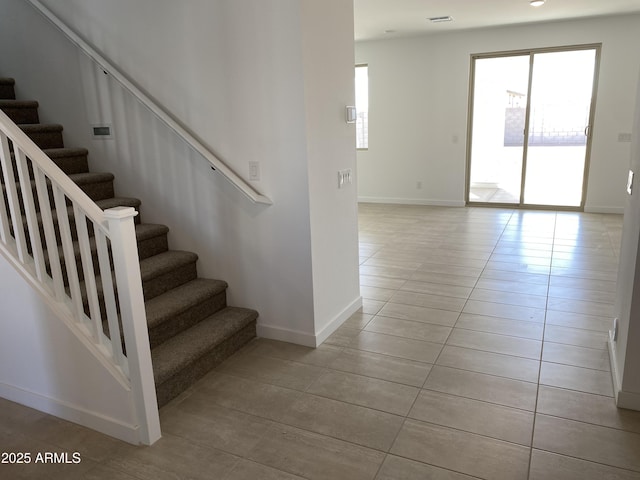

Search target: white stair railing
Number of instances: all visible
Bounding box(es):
[26,0,272,206]
[0,109,160,445]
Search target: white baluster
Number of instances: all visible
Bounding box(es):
[105,206,160,445]
[0,131,27,260]
[0,134,11,244]
[15,147,46,281]
[52,185,84,322]
[74,205,103,343]
[95,227,126,369]
[34,168,65,300]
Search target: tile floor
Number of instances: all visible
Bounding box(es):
[3,203,640,479]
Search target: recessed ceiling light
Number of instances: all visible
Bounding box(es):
[530,0,545,6]
[429,16,453,23]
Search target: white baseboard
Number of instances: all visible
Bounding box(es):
[0,382,144,444]
[585,205,624,214]
[314,296,363,347]
[608,332,640,411]
[358,196,465,207]
[257,296,363,348]
[256,324,318,348]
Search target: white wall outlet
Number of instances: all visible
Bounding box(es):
[249,161,260,181]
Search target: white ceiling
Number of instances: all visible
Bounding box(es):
[354,0,640,41]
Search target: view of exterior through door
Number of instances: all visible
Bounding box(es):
[467,45,600,209]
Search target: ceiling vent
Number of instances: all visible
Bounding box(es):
[429,16,453,23]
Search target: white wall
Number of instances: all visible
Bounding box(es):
[0,258,142,442]
[301,0,362,343]
[612,60,640,410]
[356,14,640,212]
[0,0,360,348]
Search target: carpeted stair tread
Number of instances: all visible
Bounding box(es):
[145,278,228,329]
[139,250,198,282]
[95,197,142,211]
[0,99,39,109]
[152,306,258,386]
[68,171,114,186]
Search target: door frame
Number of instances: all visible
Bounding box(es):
[464,43,602,211]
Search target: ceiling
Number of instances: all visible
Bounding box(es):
[354,0,640,41]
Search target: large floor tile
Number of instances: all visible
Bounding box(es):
[185,373,303,422]
[546,297,614,317]
[423,366,538,411]
[400,280,473,299]
[306,370,420,416]
[409,390,534,445]
[446,328,542,360]
[542,342,610,371]
[365,315,452,344]
[224,459,307,480]
[410,270,479,288]
[463,300,546,323]
[544,324,609,349]
[103,433,240,480]
[350,330,443,363]
[475,278,549,296]
[536,386,640,433]
[529,449,640,480]
[378,302,460,326]
[390,290,468,312]
[539,362,613,396]
[390,419,530,480]
[480,268,550,285]
[456,313,544,340]
[329,348,431,387]
[533,414,640,472]
[281,392,404,451]
[241,338,343,367]
[247,423,385,480]
[160,404,272,457]
[375,455,479,480]
[216,352,327,391]
[436,345,540,382]
[545,310,612,332]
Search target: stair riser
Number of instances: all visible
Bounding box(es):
[1,106,39,124]
[0,84,15,100]
[21,130,64,149]
[143,262,198,301]
[148,290,227,349]
[155,321,256,407]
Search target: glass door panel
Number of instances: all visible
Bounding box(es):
[469,55,530,204]
[523,49,596,206]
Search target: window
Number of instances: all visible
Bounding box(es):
[355,64,369,149]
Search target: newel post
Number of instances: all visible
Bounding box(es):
[104,207,161,445]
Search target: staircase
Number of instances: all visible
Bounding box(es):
[0,77,258,407]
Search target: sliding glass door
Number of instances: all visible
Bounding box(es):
[467,45,599,209]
